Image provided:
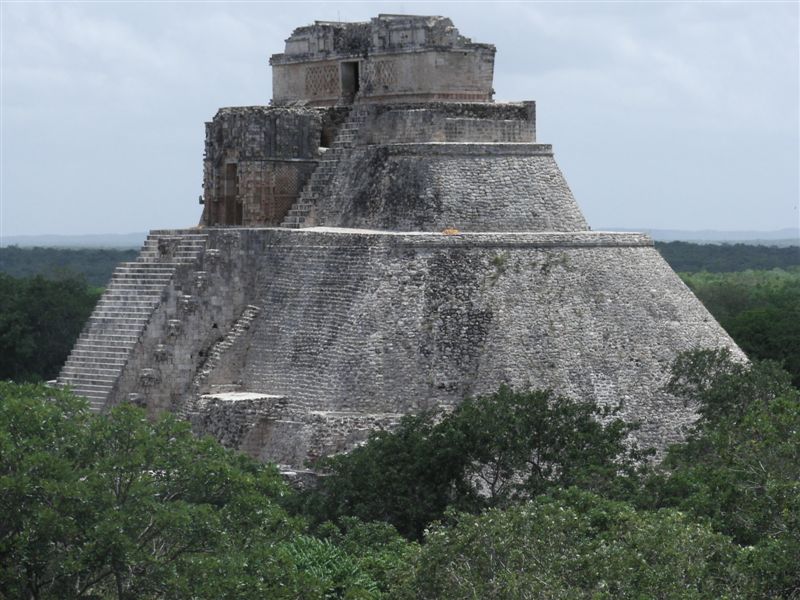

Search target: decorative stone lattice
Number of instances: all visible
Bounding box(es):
[266,163,310,223]
[362,59,398,90]
[305,64,338,97]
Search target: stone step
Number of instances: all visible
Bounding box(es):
[282,215,306,226]
[92,305,154,313]
[70,346,134,355]
[62,382,112,396]
[61,382,115,392]
[68,346,128,357]
[78,333,139,348]
[114,268,177,275]
[113,272,174,278]
[139,247,206,253]
[95,294,159,302]
[91,312,153,321]
[149,234,209,239]
[93,303,158,312]
[107,281,168,288]
[96,292,160,301]
[69,346,130,355]
[100,291,162,299]
[60,373,119,385]
[108,279,172,287]
[86,315,150,325]
[66,355,127,366]
[60,368,120,380]
[84,326,147,337]
[67,355,128,365]
[74,341,138,352]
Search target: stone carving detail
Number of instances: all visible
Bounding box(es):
[167,319,182,337]
[362,59,397,90]
[179,294,198,314]
[305,64,338,97]
[218,232,241,251]
[158,236,180,258]
[154,344,170,362]
[128,393,146,407]
[139,369,161,387]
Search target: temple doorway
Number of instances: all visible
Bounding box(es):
[341,61,360,102]
[223,163,242,225]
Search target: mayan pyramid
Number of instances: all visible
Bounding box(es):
[59,15,741,470]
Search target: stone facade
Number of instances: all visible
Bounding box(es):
[59,14,743,471]
[201,106,349,226]
[271,15,495,106]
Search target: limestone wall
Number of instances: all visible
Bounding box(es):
[271,49,495,106]
[270,16,495,106]
[362,103,536,144]
[237,229,740,455]
[202,107,333,226]
[311,144,588,232]
[109,230,262,415]
[79,227,740,469]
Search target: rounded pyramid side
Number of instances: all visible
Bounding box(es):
[190,229,742,467]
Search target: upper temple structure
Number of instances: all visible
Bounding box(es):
[59,15,742,471]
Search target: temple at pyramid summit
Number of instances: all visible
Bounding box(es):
[58,15,741,469]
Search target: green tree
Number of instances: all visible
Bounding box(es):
[407,488,743,600]
[303,387,645,539]
[680,268,800,385]
[0,274,101,382]
[0,246,137,286]
[656,241,799,273]
[640,350,800,598]
[0,383,418,599]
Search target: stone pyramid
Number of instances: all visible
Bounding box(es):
[59,15,741,470]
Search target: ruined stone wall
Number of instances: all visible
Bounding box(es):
[270,16,495,106]
[202,107,329,226]
[110,230,262,415]
[311,144,588,232]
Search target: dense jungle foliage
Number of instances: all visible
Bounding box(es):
[683,267,800,386]
[0,274,101,382]
[0,246,138,287]
[655,241,799,272]
[1,352,798,598]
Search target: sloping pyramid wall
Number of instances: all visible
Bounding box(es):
[311,144,589,232]
[61,226,740,470]
[60,99,742,471]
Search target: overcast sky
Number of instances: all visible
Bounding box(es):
[1,1,798,237]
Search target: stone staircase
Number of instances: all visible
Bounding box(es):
[181,304,262,417]
[58,232,208,412]
[281,106,368,228]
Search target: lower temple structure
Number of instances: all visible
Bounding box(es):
[59,14,741,470]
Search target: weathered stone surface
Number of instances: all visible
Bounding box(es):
[271,15,495,106]
[61,227,741,468]
[59,14,743,471]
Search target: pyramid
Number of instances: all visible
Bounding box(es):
[59,15,741,470]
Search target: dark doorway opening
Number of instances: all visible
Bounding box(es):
[223,163,242,225]
[341,61,360,102]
